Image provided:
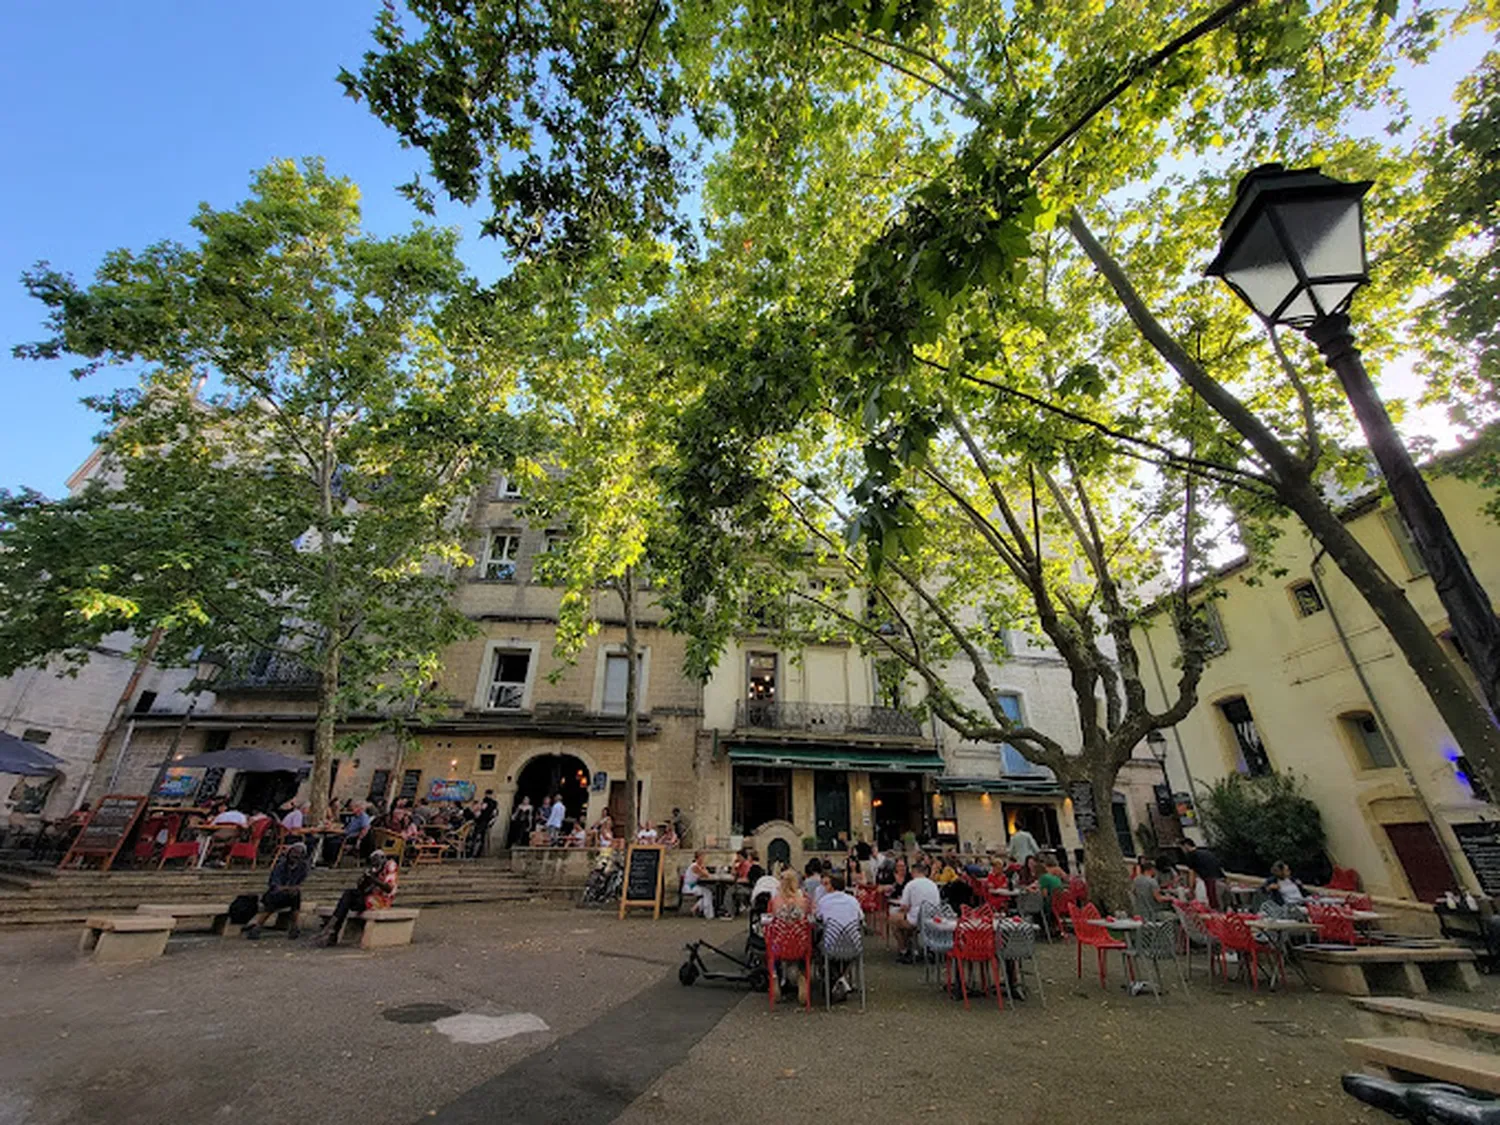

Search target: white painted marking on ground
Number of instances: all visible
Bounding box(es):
[431,1012,550,1045]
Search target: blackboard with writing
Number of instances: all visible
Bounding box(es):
[61,794,147,871]
[1068,782,1099,836]
[1453,821,1500,897]
[619,844,665,919]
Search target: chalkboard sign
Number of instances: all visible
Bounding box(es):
[60,793,148,871]
[619,843,665,919]
[1453,821,1500,897]
[1068,782,1099,836]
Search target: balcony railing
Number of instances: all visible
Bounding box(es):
[734,700,924,738]
[215,656,320,693]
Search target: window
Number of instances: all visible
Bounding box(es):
[478,753,497,772]
[744,652,778,726]
[133,691,158,714]
[486,649,532,710]
[483,532,521,581]
[204,730,230,754]
[20,728,50,745]
[995,692,1035,775]
[398,769,422,801]
[1218,696,1272,776]
[543,531,567,554]
[1111,792,1135,857]
[1197,603,1228,656]
[1381,507,1428,578]
[1290,580,1325,617]
[1340,711,1396,770]
[367,769,391,804]
[602,652,645,715]
[496,475,522,500]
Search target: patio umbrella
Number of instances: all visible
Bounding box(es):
[0,730,65,776]
[170,747,310,773]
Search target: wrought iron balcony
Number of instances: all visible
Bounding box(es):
[214,655,321,694]
[734,700,924,738]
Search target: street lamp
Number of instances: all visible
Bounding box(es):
[1208,164,1500,750]
[149,651,228,799]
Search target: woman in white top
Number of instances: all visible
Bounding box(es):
[683,851,714,918]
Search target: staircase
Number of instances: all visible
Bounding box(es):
[0,856,546,926]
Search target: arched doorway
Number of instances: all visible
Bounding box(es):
[512,754,592,829]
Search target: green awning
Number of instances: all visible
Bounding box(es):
[935,776,1064,797]
[728,745,946,774]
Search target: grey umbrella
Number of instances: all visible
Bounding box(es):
[170,747,310,773]
[0,730,65,776]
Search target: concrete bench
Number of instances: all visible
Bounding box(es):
[79,915,173,963]
[314,906,419,949]
[1299,945,1480,996]
[1353,996,1500,1048]
[137,901,315,937]
[1347,1036,1500,1095]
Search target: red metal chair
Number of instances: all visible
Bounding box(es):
[157,815,201,869]
[855,885,887,941]
[131,816,166,866]
[1307,902,1361,945]
[1344,893,1373,912]
[227,817,275,869]
[1212,913,1284,991]
[1327,865,1361,892]
[947,907,1004,1011]
[1069,902,1129,989]
[765,916,814,1012]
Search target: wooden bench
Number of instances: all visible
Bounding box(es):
[1347,1036,1500,1095]
[1353,996,1500,1049]
[79,915,173,963]
[136,901,315,937]
[314,906,419,949]
[1299,945,1480,996]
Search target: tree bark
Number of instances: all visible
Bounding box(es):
[621,565,640,842]
[307,637,341,815]
[1076,765,1131,913]
[1069,208,1500,795]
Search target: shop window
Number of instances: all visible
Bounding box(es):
[1289,580,1324,617]
[482,532,521,581]
[1218,696,1272,776]
[486,649,532,710]
[1339,711,1395,770]
[1380,507,1428,578]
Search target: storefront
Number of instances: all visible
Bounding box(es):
[726,745,946,848]
[936,776,1069,859]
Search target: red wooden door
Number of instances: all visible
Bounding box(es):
[1382,822,1459,903]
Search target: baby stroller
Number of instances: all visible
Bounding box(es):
[678,891,771,991]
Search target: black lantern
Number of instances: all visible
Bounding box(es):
[192,650,227,688]
[1205,163,1373,328]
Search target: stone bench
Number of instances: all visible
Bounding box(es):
[314,906,419,949]
[1346,1036,1500,1095]
[137,901,315,937]
[1353,996,1500,1049]
[79,915,173,963]
[1299,945,1480,996]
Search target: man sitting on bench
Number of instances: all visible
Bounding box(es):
[315,849,398,948]
[243,841,310,941]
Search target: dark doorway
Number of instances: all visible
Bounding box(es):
[1218,697,1272,776]
[1110,792,1136,857]
[871,773,924,849]
[234,770,300,813]
[1384,821,1459,903]
[813,771,850,849]
[513,754,591,825]
[607,779,644,828]
[1003,803,1063,850]
[733,766,791,834]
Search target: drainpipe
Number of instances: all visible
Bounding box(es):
[1140,626,1201,831]
[1310,546,1473,892]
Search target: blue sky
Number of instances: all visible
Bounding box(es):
[0,4,1490,496]
[0,1,504,496]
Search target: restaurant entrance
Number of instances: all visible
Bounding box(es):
[871,773,925,849]
[513,754,591,824]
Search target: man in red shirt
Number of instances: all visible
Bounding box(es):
[315,850,398,946]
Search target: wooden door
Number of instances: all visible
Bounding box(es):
[1382,821,1459,903]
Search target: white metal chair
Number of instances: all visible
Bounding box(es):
[822,918,867,1011]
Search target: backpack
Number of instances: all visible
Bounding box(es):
[228,893,260,925]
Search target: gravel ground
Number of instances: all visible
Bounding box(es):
[2,906,1496,1125]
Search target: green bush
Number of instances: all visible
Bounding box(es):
[1197,772,1329,882]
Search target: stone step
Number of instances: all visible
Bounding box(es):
[0,891,542,927]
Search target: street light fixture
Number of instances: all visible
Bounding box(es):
[1208,164,1500,765]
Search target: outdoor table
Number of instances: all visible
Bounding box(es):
[702,872,737,918]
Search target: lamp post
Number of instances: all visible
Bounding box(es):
[148,652,227,800]
[1207,164,1500,737]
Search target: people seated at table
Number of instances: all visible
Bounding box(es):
[816,873,862,1001]
[1131,858,1175,918]
[658,822,680,849]
[888,859,940,963]
[943,874,977,911]
[1181,838,1228,909]
[592,811,614,848]
[279,801,306,830]
[635,820,659,843]
[315,849,399,947]
[342,801,373,861]
[801,858,826,905]
[768,869,813,1006]
[984,857,1009,899]
[751,867,779,908]
[888,855,912,897]
[1022,855,1045,886]
[932,856,958,885]
[568,819,587,847]
[243,841,310,940]
[683,851,715,918]
[1262,860,1307,907]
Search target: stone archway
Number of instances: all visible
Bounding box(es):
[752,819,802,875]
[500,748,600,846]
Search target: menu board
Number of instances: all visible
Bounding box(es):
[1068,781,1099,836]
[59,794,148,871]
[1453,821,1500,897]
[619,844,665,919]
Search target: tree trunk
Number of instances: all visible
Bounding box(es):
[1078,768,1131,913]
[307,637,340,815]
[621,565,640,842]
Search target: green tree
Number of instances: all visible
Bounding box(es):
[5,159,519,806]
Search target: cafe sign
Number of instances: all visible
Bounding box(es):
[427,778,475,803]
